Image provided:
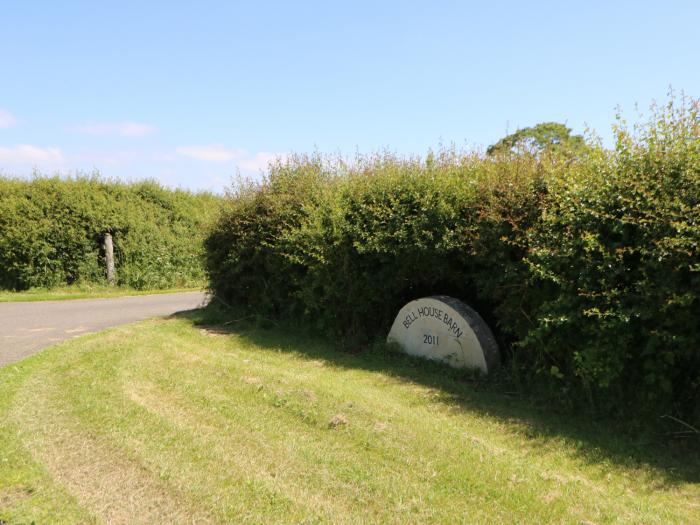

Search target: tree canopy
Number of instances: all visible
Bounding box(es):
[487,122,587,157]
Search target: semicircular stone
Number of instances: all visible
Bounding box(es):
[387,295,500,373]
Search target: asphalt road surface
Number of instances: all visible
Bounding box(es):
[0,292,208,367]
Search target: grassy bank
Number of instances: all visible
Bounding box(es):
[0,285,204,303]
[1,309,697,524]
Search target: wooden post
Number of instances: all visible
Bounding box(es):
[103,232,116,285]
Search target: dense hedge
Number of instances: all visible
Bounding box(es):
[0,176,221,290]
[206,99,700,423]
[206,153,547,356]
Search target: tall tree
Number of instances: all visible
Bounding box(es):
[487,122,587,157]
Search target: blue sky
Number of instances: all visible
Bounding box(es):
[1,1,698,192]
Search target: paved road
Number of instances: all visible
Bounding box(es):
[0,292,208,367]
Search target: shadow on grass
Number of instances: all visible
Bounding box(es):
[172,306,700,485]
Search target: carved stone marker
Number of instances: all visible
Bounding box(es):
[387,296,500,373]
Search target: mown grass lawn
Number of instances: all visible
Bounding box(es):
[1,309,698,524]
[0,285,203,303]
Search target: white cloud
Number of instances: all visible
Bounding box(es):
[176,145,246,163]
[176,145,282,172]
[72,121,156,137]
[0,109,18,128]
[0,144,65,164]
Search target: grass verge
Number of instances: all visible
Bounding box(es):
[1,308,698,524]
[0,285,204,302]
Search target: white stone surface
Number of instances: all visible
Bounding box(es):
[387,296,499,373]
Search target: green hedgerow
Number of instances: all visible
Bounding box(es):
[0,175,221,290]
[205,96,700,425]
